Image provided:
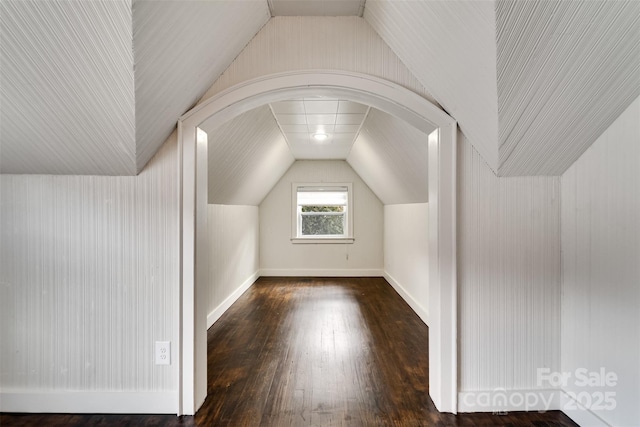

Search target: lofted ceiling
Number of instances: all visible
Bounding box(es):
[347,109,431,205]
[365,0,640,175]
[202,105,294,206]
[203,103,430,207]
[270,98,370,159]
[0,0,269,175]
[1,0,638,180]
[268,0,365,17]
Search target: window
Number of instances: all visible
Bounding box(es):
[292,183,354,243]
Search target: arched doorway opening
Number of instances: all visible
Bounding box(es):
[177,71,457,415]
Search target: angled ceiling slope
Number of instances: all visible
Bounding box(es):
[364,0,500,172]
[0,0,269,175]
[348,108,432,205]
[268,0,366,16]
[365,0,640,176]
[0,0,136,175]
[495,0,640,175]
[133,0,270,173]
[202,105,294,206]
[202,102,431,207]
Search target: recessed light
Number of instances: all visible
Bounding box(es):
[313,133,328,141]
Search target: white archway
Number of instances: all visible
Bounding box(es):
[177,71,458,415]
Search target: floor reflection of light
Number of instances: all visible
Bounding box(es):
[283,285,376,407]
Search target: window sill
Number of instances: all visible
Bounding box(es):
[291,237,355,244]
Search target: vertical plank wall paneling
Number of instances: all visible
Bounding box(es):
[199,16,435,107]
[0,137,179,398]
[458,135,561,394]
[259,160,383,276]
[207,205,259,327]
[561,96,640,426]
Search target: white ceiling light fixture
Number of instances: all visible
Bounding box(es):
[313,132,329,141]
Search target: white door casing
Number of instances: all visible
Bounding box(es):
[177,70,458,415]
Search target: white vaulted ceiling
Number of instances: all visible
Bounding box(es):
[1,1,638,180]
[132,0,270,172]
[494,0,640,175]
[202,105,294,206]
[347,109,432,205]
[202,104,431,207]
[365,0,500,172]
[0,0,268,175]
[270,98,369,159]
[0,0,136,175]
[365,0,640,176]
[268,0,365,17]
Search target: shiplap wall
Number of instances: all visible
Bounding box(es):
[259,160,383,276]
[383,203,429,325]
[0,136,179,411]
[199,16,435,107]
[207,205,260,328]
[457,135,561,395]
[561,96,640,426]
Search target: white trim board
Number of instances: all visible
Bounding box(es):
[383,272,429,326]
[207,272,259,329]
[260,269,383,277]
[179,70,458,414]
[0,391,177,414]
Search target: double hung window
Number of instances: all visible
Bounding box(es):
[292,183,353,243]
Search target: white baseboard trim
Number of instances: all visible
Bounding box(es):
[207,271,259,329]
[260,269,383,277]
[0,391,177,414]
[457,388,561,413]
[560,390,611,427]
[383,272,429,326]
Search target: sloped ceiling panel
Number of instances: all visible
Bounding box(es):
[0,0,136,175]
[202,105,294,206]
[199,16,436,107]
[132,0,270,173]
[269,0,365,16]
[496,0,640,176]
[365,0,500,172]
[347,108,432,205]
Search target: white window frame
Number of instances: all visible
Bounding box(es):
[291,182,354,244]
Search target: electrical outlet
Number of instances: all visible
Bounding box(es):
[155,341,171,365]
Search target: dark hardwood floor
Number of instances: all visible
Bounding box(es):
[1,277,577,426]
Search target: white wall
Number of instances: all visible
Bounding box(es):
[560,96,640,426]
[383,203,429,325]
[199,16,434,107]
[260,160,383,276]
[207,204,260,328]
[457,135,562,411]
[0,136,179,413]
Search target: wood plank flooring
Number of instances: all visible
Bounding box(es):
[1,277,577,426]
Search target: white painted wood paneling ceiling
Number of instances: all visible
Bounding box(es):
[365,0,640,176]
[202,102,429,206]
[1,0,637,181]
[270,98,369,159]
[268,0,365,17]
